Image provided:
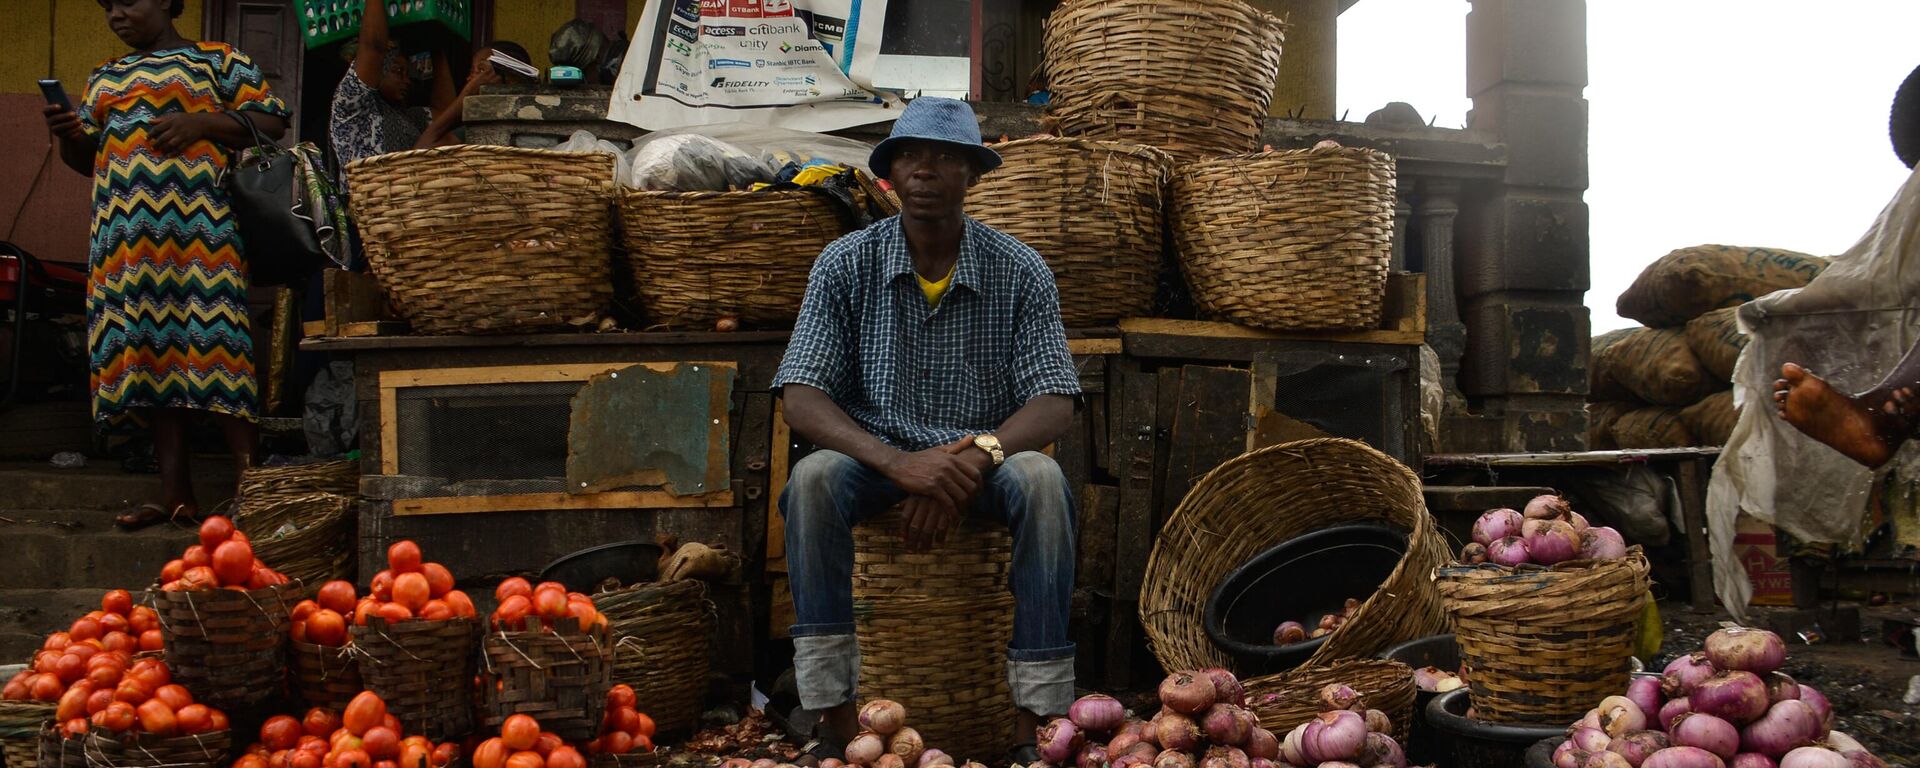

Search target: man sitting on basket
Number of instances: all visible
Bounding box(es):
[772,97,1080,765]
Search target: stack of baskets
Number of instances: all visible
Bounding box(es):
[350,616,479,739]
[1042,0,1287,163]
[968,137,1173,325]
[1242,659,1416,744]
[1140,438,1450,673]
[148,582,300,711]
[616,188,854,329]
[478,617,613,741]
[1172,145,1397,331]
[853,511,1016,761]
[1,700,52,768]
[234,459,357,588]
[346,145,616,335]
[598,580,712,736]
[1433,549,1652,724]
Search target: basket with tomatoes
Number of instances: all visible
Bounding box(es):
[75,657,235,768]
[349,541,480,740]
[285,579,377,712]
[147,515,300,710]
[229,695,461,768]
[583,685,658,768]
[471,713,595,768]
[4,589,166,768]
[595,580,710,736]
[477,578,611,741]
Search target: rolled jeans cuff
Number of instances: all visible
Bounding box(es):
[793,632,860,711]
[1007,655,1075,717]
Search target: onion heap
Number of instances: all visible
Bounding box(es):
[1268,683,1411,768]
[1033,669,1308,768]
[1549,626,1887,768]
[842,700,967,768]
[1460,496,1629,567]
[1271,599,1362,646]
[1411,667,1463,694]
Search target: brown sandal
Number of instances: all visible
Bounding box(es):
[113,502,196,531]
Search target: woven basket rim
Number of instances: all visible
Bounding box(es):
[622,187,826,201]
[986,135,1175,159]
[1433,547,1651,581]
[346,144,616,174]
[1177,144,1395,176]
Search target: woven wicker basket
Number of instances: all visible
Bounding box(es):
[616,189,850,330]
[237,460,357,512]
[1042,0,1286,163]
[1433,550,1652,724]
[1171,146,1397,331]
[967,137,1172,326]
[235,493,354,587]
[599,581,711,737]
[1243,659,1415,745]
[478,619,612,741]
[81,729,231,768]
[854,513,1015,762]
[35,727,82,768]
[1140,438,1449,675]
[148,584,298,710]
[1,701,52,768]
[288,639,361,713]
[350,618,477,740]
[346,146,615,335]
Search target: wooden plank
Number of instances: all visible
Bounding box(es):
[381,361,736,389]
[323,268,396,336]
[1077,484,1118,591]
[1164,366,1254,519]
[1246,361,1281,452]
[1105,364,1157,688]
[1674,458,1715,611]
[1054,401,1091,511]
[766,400,792,572]
[1423,448,1724,467]
[736,392,774,564]
[379,385,399,475]
[391,490,736,516]
[1068,338,1123,356]
[1383,272,1427,335]
[338,321,408,338]
[1089,392,1110,474]
[1151,366,1180,532]
[769,575,796,639]
[1119,317,1426,351]
[302,320,328,338]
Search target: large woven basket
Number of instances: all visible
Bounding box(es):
[1433,550,1652,724]
[1140,438,1449,674]
[35,727,82,768]
[1171,146,1396,331]
[616,189,850,330]
[967,137,1172,326]
[148,584,298,710]
[346,146,615,335]
[1042,0,1286,163]
[350,618,477,740]
[237,460,357,511]
[854,512,1015,762]
[81,729,231,768]
[478,619,612,741]
[1243,659,1416,745]
[1,701,53,768]
[599,581,711,737]
[288,639,360,713]
[234,493,354,587]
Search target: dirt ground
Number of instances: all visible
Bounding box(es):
[1657,600,1920,763]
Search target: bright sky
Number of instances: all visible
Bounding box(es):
[1337,1,1920,333]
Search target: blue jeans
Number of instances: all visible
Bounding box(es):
[780,449,1077,715]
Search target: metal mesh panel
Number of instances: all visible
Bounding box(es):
[394,382,581,482]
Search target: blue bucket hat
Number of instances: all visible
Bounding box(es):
[869,97,1003,181]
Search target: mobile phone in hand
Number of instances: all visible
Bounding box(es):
[38,79,72,113]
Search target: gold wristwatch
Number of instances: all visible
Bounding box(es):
[972,434,1005,466]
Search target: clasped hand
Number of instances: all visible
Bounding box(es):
[884,437,989,552]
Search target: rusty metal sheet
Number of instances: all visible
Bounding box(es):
[567,362,736,496]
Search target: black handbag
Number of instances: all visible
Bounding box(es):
[223,111,325,287]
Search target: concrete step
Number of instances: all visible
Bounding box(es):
[0,456,236,511]
[0,512,193,590]
[0,588,113,662]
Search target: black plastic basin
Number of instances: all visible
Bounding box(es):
[1423,688,1566,768]
[539,539,663,593]
[1204,522,1408,676]
[1378,634,1460,766]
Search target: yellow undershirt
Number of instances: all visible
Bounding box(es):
[917,263,956,307]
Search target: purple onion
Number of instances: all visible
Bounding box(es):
[1598,696,1649,737]
[1316,683,1360,712]
[1664,654,1718,699]
[1488,535,1531,566]
[1074,746,1105,768]
[1627,676,1665,720]
[1762,673,1799,705]
[1525,519,1583,565]
[1271,621,1306,645]
[1199,668,1246,707]
[1525,494,1572,520]
[1200,746,1247,768]
[1671,713,1741,760]
[1037,719,1084,765]
[1660,698,1696,731]
[1730,755,1777,768]
[1126,743,1158,762]
[1643,746,1728,768]
[1568,726,1612,753]
[1069,694,1128,735]
[1279,724,1307,766]
[1609,730,1672,767]
[1795,686,1832,729]
[1587,753,1635,768]
[1152,751,1194,768]
[1245,760,1275,768]
[1243,727,1278,760]
[1160,672,1217,715]
[1778,747,1849,768]
[1704,628,1787,676]
[1581,526,1629,560]
[1739,700,1825,759]
[859,700,907,735]
[1300,710,1367,764]
[919,751,953,768]
[1360,733,1405,768]
[1473,508,1524,545]
[1200,705,1250,746]
[1568,510,1591,532]
[1153,712,1201,752]
[1111,757,1149,768]
[1691,671,1770,725]
[1362,708,1392,735]
[1556,741,1592,768]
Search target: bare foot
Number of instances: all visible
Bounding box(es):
[1774,363,1905,467]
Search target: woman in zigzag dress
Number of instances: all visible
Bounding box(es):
[41,0,289,528]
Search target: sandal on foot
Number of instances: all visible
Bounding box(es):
[114,502,193,531]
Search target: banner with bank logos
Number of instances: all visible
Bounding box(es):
[608,0,902,131]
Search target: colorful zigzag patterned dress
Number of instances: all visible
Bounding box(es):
[80,42,287,425]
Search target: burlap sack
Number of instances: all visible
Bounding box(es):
[1587,401,1634,450]
[1617,245,1828,328]
[1589,328,1638,402]
[1680,390,1738,446]
[1684,307,1747,383]
[1599,328,1721,406]
[1612,407,1695,449]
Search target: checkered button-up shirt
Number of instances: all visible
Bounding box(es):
[773,216,1082,452]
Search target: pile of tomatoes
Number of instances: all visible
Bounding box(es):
[231,694,459,768]
[159,516,290,592]
[4,590,164,704]
[325,541,481,627]
[487,578,606,633]
[39,655,228,740]
[470,714,589,768]
[584,685,654,756]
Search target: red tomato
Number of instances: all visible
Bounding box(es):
[391,574,431,613]
[362,727,401,759]
[176,703,214,735]
[138,630,164,653]
[307,610,349,647]
[69,618,102,643]
[290,600,320,623]
[634,736,652,753]
[152,684,193,711]
[211,540,255,587]
[564,602,597,630]
[375,761,399,768]
[98,612,130,635]
[198,516,236,550]
[504,752,544,768]
[53,652,86,683]
[85,688,114,715]
[397,742,431,768]
[370,571,394,602]
[261,715,303,750]
[86,662,123,689]
[600,732,631,755]
[374,603,413,624]
[113,678,151,705]
[354,599,377,627]
[249,565,278,590]
[290,750,323,768]
[41,632,73,652]
[443,591,476,619]
[207,707,230,732]
[531,733,561,758]
[418,601,453,621]
[129,607,159,634]
[605,685,635,710]
[493,578,532,603]
[29,674,63,702]
[93,700,136,732]
[136,699,180,736]
[471,739,509,768]
[303,708,341,738]
[431,743,457,768]
[534,582,566,596]
[160,559,186,583]
[343,691,387,737]
[181,566,218,591]
[299,735,327,753]
[336,749,373,768]
[386,541,423,574]
[235,755,270,768]
[499,715,539,751]
[62,717,89,738]
[101,631,137,654]
[380,714,400,734]
[613,709,640,736]
[56,683,92,722]
[545,747,585,768]
[491,596,531,631]
[182,545,211,569]
[531,589,568,623]
[420,564,455,599]
[317,581,358,615]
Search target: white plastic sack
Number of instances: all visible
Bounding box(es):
[555,130,632,187]
[1707,167,1920,620]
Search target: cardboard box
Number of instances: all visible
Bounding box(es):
[1733,514,1794,607]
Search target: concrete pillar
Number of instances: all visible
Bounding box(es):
[1453,0,1590,451]
[1247,0,1337,118]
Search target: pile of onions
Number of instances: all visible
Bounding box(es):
[1039,670,1293,768]
[1273,683,1405,768]
[1548,627,1888,768]
[1412,667,1463,694]
[1271,599,1362,646]
[843,700,967,768]
[1460,497,1629,566]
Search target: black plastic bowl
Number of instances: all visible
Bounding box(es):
[1424,688,1566,768]
[1204,522,1408,676]
[1378,634,1460,766]
[539,539,663,593]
